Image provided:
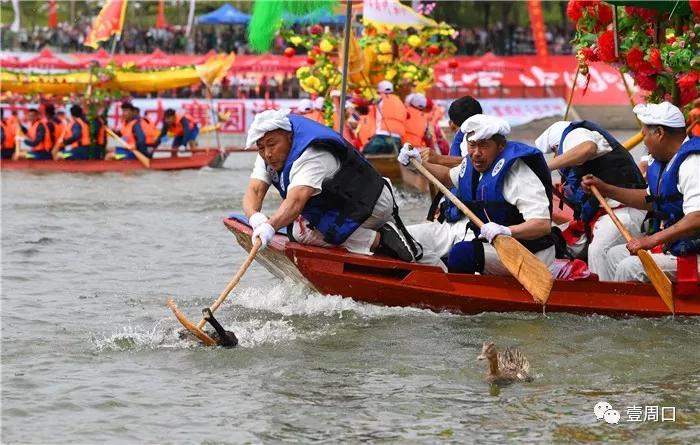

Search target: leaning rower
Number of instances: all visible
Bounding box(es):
[159,108,199,156]
[582,102,700,283]
[105,104,152,161]
[243,108,421,262]
[399,114,555,274]
[534,119,646,280]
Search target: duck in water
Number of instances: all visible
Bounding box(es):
[202,308,238,348]
[477,341,532,385]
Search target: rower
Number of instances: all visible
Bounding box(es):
[159,108,199,156]
[16,108,53,160]
[583,102,699,287]
[399,114,555,274]
[404,93,431,148]
[105,105,152,161]
[363,80,407,154]
[58,105,91,160]
[1,109,18,160]
[243,109,422,262]
[89,109,108,160]
[534,120,647,280]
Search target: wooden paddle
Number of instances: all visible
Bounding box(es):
[623,131,644,150]
[105,127,151,168]
[168,238,262,345]
[410,159,554,304]
[590,185,674,313]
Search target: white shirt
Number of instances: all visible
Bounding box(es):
[250,147,340,196]
[647,153,700,215]
[449,158,550,221]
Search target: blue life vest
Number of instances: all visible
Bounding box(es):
[646,137,700,256]
[269,114,385,245]
[449,129,464,157]
[558,120,646,222]
[453,141,554,253]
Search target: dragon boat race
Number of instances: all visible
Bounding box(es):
[2,0,699,443]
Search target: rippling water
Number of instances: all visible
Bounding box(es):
[2,135,699,443]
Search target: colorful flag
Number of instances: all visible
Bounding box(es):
[84,0,128,49]
[48,0,58,29]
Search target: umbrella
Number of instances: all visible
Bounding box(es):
[135,48,177,69]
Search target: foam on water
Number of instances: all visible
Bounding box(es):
[231,280,450,319]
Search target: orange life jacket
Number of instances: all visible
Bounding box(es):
[1,119,16,149]
[404,107,429,147]
[170,113,196,137]
[375,93,407,140]
[357,112,376,149]
[689,107,700,138]
[27,119,52,151]
[68,117,91,147]
[93,118,107,146]
[121,119,138,147]
[52,117,67,147]
[307,110,326,125]
[143,118,160,145]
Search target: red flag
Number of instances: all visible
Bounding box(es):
[84,0,128,49]
[156,0,168,29]
[527,0,549,57]
[48,0,58,28]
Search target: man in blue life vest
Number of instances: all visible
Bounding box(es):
[105,104,151,161]
[56,105,92,160]
[158,108,199,156]
[242,108,421,262]
[398,114,555,274]
[534,120,647,280]
[582,102,700,284]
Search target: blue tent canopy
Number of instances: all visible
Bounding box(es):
[196,3,251,25]
[281,10,346,25]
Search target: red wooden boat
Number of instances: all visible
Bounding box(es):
[1,150,224,173]
[223,215,700,317]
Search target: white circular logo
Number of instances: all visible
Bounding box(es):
[603,409,621,424]
[594,401,612,419]
[491,158,505,177]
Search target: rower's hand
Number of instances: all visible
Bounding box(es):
[249,212,269,230]
[252,222,275,249]
[398,143,421,167]
[478,222,512,243]
[419,147,435,163]
[581,174,606,194]
[626,236,656,255]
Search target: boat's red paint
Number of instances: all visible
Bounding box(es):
[1,151,220,172]
[224,218,699,317]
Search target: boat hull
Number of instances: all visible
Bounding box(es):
[1,151,222,172]
[224,217,699,317]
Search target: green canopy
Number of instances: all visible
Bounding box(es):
[605,0,692,17]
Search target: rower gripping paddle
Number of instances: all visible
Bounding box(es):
[410,159,554,304]
[590,186,674,313]
[105,127,151,168]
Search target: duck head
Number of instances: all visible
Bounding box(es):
[477,341,497,361]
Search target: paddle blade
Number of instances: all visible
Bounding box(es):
[492,235,554,304]
[637,250,674,313]
[166,298,217,346]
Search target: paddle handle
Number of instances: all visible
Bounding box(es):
[410,159,485,229]
[105,127,151,168]
[623,131,644,150]
[195,238,262,329]
[590,185,633,242]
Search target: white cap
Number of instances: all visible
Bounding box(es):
[313,97,325,110]
[633,102,686,128]
[245,108,292,149]
[534,121,570,154]
[330,89,341,98]
[296,99,313,113]
[408,93,427,110]
[460,114,511,142]
[404,93,415,105]
[377,80,394,94]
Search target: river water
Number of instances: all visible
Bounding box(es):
[2,130,699,443]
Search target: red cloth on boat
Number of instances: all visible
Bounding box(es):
[677,255,699,297]
[550,258,595,281]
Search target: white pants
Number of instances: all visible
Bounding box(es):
[587,207,647,281]
[291,184,394,255]
[606,244,700,282]
[407,219,556,274]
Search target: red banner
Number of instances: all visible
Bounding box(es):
[84,0,128,49]
[527,0,548,57]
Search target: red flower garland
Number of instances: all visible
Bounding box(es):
[596,30,617,63]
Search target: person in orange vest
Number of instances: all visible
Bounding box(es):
[1,109,19,160]
[15,108,53,160]
[363,80,407,154]
[404,93,430,148]
[105,104,152,161]
[134,106,160,149]
[57,105,92,160]
[354,99,375,151]
[89,106,108,160]
[43,104,65,153]
[159,108,199,157]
